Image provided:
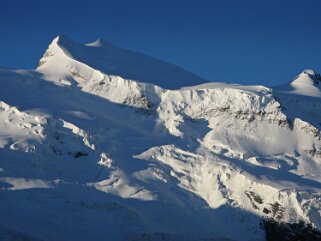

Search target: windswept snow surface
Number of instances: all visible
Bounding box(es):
[0,36,321,241]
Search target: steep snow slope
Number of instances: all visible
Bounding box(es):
[0,37,320,241]
[37,35,206,89]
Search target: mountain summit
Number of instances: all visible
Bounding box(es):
[37,35,207,89]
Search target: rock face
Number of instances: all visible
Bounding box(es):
[0,36,320,241]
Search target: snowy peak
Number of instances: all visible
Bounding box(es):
[291,69,321,88]
[276,69,321,97]
[37,35,207,89]
[288,69,321,97]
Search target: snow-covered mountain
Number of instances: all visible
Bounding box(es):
[0,36,320,241]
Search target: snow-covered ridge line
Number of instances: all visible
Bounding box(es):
[38,35,207,89]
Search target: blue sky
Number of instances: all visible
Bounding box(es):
[1,0,320,86]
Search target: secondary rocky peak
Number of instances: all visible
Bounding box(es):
[290,69,321,89]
